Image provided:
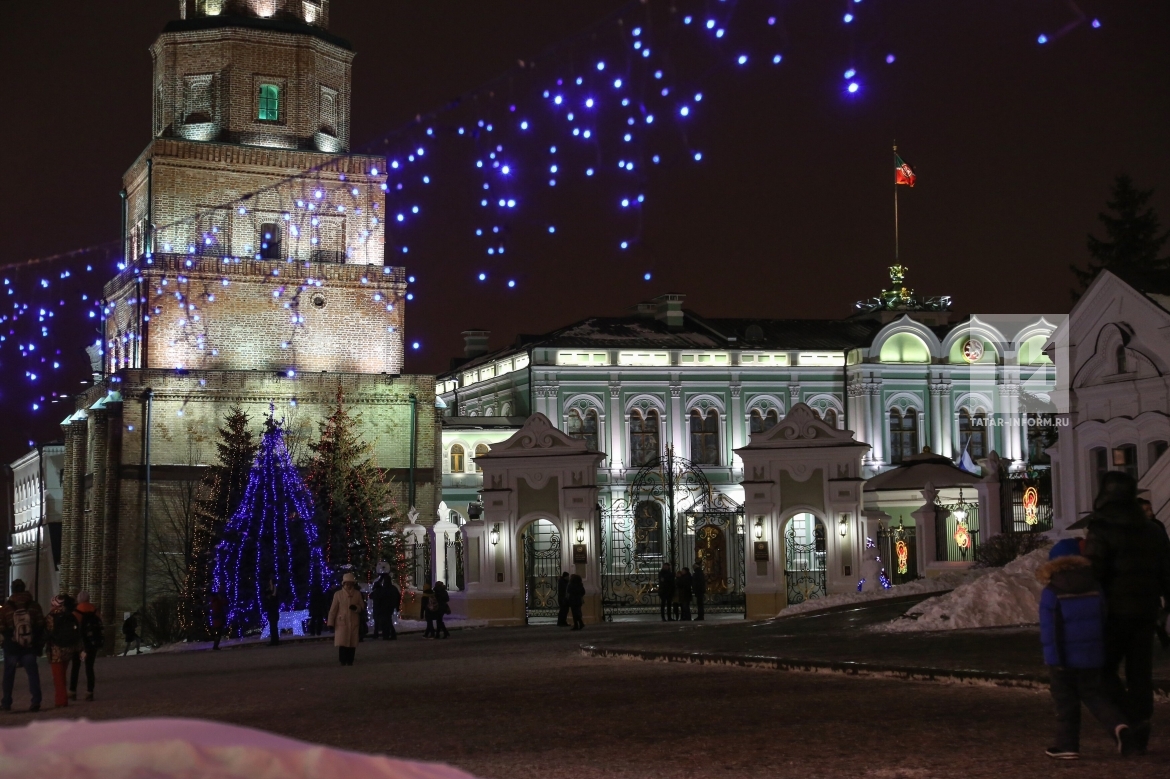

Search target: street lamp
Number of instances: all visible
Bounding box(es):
[839,514,849,537]
[489,523,500,546]
[575,521,585,544]
[753,517,764,540]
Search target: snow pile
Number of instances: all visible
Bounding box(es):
[0,718,479,779]
[875,546,1052,633]
[777,567,990,617]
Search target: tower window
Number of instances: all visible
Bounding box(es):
[258,84,280,121]
[259,223,281,259]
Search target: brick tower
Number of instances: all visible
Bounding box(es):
[59,1,438,650]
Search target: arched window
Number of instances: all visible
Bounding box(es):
[690,409,721,465]
[880,333,931,363]
[474,443,490,473]
[888,407,918,464]
[750,408,779,434]
[629,409,660,467]
[958,409,987,459]
[566,408,599,451]
[823,409,838,429]
[449,444,465,473]
[634,501,663,559]
[1116,344,1128,374]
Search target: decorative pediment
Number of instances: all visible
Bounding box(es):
[740,403,866,450]
[480,413,591,458]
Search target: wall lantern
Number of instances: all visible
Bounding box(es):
[753,517,764,540]
[575,521,585,544]
[839,514,850,537]
[489,523,500,546]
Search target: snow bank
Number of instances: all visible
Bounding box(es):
[874,546,1052,632]
[0,718,479,779]
[777,567,989,617]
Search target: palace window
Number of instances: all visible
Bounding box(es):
[449,444,465,474]
[750,408,779,435]
[1149,441,1169,472]
[566,408,599,451]
[958,409,987,460]
[259,223,281,259]
[823,408,838,429]
[629,409,660,467]
[888,407,918,464]
[474,443,490,473]
[258,84,280,121]
[1112,444,1138,480]
[690,409,721,465]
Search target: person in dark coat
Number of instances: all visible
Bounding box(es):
[568,574,586,630]
[206,591,227,650]
[1037,539,1133,759]
[692,563,707,621]
[1,579,45,712]
[1137,498,1170,648]
[307,583,327,637]
[70,591,103,700]
[263,576,282,646]
[677,567,694,621]
[371,571,401,640]
[420,586,435,638]
[121,612,141,655]
[556,572,571,627]
[433,581,451,639]
[1084,472,1170,755]
[657,563,675,621]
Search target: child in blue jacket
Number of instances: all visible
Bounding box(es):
[1038,538,1134,759]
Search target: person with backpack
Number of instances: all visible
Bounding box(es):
[70,591,103,701]
[433,581,451,639]
[44,594,82,708]
[1038,538,1134,759]
[1,579,45,712]
[121,612,141,655]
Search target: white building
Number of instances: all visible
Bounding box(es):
[8,445,65,603]
[1048,270,1170,530]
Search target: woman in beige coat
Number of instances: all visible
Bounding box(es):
[327,572,365,666]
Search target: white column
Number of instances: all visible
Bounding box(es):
[868,381,885,464]
[940,383,954,459]
[669,379,684,456]
[608,379,623,470]
[729,380,744,451]
[929,383,944,454]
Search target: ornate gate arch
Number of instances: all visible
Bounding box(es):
[601,447,745,619]
[521,518,562,621]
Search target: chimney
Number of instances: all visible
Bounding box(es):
[462,330,490,359]
[652,294,686,329]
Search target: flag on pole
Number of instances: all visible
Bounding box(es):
[958,435,981,475]
[895,154,916,187]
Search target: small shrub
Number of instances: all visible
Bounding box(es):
[974,532,1048,568]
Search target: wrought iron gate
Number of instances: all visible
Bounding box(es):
[522,519,562,620]
[784,514,827,604]
[876,522,918,584]
[935,492,980,562]
[1004,473,1053,533]
[600,448,745,619]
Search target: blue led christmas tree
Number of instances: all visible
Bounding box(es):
[211,408,328,636]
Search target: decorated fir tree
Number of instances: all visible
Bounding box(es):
[179,404,258,638]
[211,410,328,635]
[305,386,393,580]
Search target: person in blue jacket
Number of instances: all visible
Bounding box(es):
[1038,538,1134,759]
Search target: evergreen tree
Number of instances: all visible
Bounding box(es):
[1073,174,1170,298]
[179,404,258,638]
[210,410,328,635]
[305,386,393,580]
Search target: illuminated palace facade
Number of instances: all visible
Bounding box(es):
[58,0,438,649]
[436,278,1057,615]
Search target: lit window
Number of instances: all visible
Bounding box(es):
[1112,444,1138,480]
[449,444,465,473]
[958,409,986,460]
[690,409,720,465]
[258,84,280,121]
[629,409,660,467]
[823,408,838,429]
[889,408,918,464]
[474,443,490,472]
[567,408,599,451]
[750,408,779,434]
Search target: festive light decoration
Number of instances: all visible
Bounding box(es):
[952,507,971,550]
[0,3,1108,443]
[1023,486,1040,525]
[210,409,328,636]
[895,538,909,575]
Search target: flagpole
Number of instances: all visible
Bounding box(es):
[893,142,900,262]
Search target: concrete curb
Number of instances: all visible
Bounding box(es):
[771,591,946,620]
[579,644,1170,702]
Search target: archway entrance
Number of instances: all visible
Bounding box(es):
[784,513,827,604]
[522,518,562,622]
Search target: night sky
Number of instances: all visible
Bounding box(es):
[0,0,1167,462]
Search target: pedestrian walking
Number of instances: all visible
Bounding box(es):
[1038,538,1134,759]
[326,572,364,666]
[420,585,436,638]
[44,595,81,708]
[121,612,141,655]
[371,571,400,640]
[433,581,451,639]
[568,574,586,630]
[207,591,227,650]
[556,572,571,627]
[308,583,331,637]
[1084,472,1170,755]
[657,563,675,621]
[692,563,707,621]
[0,579,45,712]
[70,591,103,701]
[263,576,282,646]
[678,567,693,621]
